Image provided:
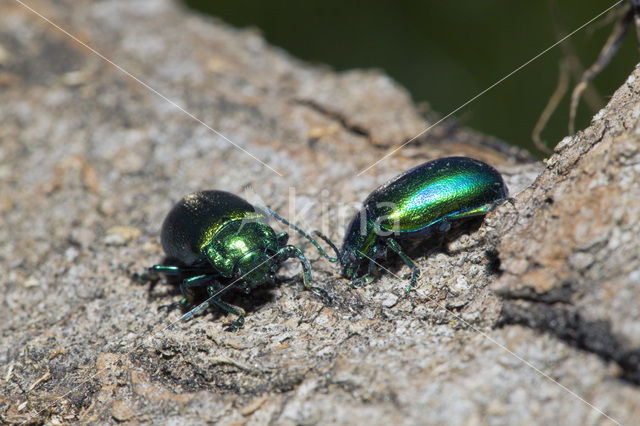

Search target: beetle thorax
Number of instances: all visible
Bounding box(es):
[203,220,277,278]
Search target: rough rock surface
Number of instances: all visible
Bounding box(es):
[494,70,640,385]
[0,1,638,425]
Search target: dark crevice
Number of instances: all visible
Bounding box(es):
[496,280,575,304]
[497,301,640,385]
[293,99,370,138]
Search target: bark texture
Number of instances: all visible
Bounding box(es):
[1,1,638,424]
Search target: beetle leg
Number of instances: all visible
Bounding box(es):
[276,245,332,304]
[350,275,373,288]
[174,274,220,318]
[147,265,184,281]
[178,279,246,330]
[156,273,212,311]
[367,245,380,275]
[149,264,183,274]
[180,274,215,294]
[159,297,188,312]
[386,238,421,292]
[349,245,379,288]
[204,284,246,332]
[148,264,214,280]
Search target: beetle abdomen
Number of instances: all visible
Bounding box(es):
[366,157,508,234]
[160,190,265,265]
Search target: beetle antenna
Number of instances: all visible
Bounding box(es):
[262,206,339,262]
[312,230,341,262]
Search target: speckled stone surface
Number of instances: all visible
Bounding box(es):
[1,1,638,425]
[494,68,640,386]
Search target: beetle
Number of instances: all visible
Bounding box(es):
[149,190,330,331]
[270,157,509,291]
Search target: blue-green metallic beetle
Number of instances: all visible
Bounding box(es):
[149,190,330,331]
[272,157,509,291]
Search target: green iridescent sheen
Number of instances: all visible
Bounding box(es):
[369,157,508,234]
[339,157,508,290]
[161,191,268,266]
[151,190,329,331]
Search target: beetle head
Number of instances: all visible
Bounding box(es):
[339,247,361,280]
[340,209,373,279]
[235,250,273,288]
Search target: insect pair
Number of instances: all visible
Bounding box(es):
[148,156,509,330]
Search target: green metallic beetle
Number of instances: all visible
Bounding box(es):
[272,157,509,291]
[149,190,330,331]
